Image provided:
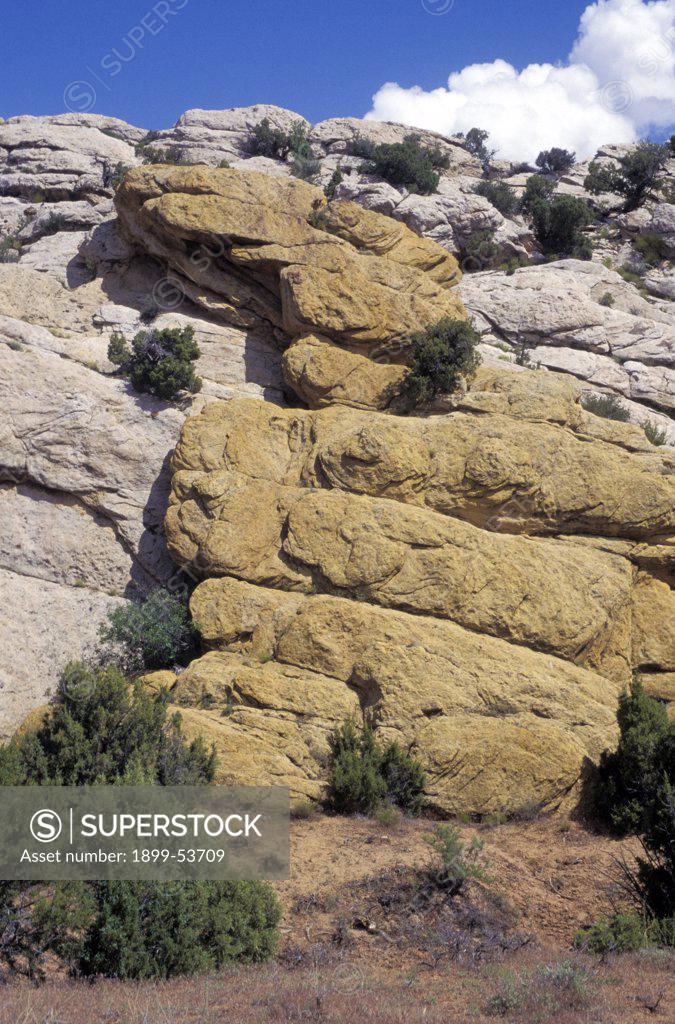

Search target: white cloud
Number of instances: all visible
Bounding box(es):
[366,0,675,161]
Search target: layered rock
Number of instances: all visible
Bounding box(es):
[114,165,465,347]
[2,109,674,807]
[143,168,673,813]
[153,577,621,814]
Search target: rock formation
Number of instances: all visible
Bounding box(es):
[0,108,673,815]
[110,164,674,816]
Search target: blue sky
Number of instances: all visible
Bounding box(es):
[1,0,591,128]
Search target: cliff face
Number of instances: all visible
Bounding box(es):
[0,109,673,811]
[114,164,674,815]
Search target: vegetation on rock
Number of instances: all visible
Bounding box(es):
[584,142,670,210]
[402,316,481,406]
[473,180,518,217]
[0,662,216,786]
[355,133,449,195]
[520,173,556,214]
[458,228,498,272]
[326,719,425,816]
[634,232,669,266]
[581,392,631,422]
[644,420,668,446]
[108,325,201,400]
[535,148,576,176]
[100,588,198,672]
[463,127,494,171]
[529,194,592,260]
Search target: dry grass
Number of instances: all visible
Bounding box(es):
[0,816,672,1023]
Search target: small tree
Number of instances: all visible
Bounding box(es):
[597,680,671,835]
[6,662,215,786]
[324,166,343,199]
[584,142,669,211]
[595,681,674,922]
[535,148,576,176]
[101,589,198,672]
[75,879,280,979]
[464,127,494,171]
[0,661,282,980]
[530,194,592,259]
[425,825,489,896]
[403,317,481,407]
[248,117,292,159]
[521,174,556,214]
[108,325,201,400]
[473,180,518,217]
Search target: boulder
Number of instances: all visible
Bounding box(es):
[114,165,466,349]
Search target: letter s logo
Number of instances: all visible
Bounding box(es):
[30,809,63,843]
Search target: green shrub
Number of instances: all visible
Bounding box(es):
[0,231,21,263]
[74,879,280,979]
[581,392,631,422]
[573,913,671,950]
[108,325,201,400]
[634,232,669,266]
[326,720,386,815]
[0,663,281,981]
[644,420,668,446]
[102,161,131,190]
[520,173,556,214]
[324,166,343,199]
[599,291,615,307]
[101,588,197,672]
[326,719,425,816]
[596,681,674,920]
[248,117,291,158]
[617,265,647,292]
[530,194,592,259]
[379,740,426,815]
[4,661,215,786]
[358,134,449,195]
[597,680,671,835]
[584,142,669,210]
[535,148,576,176]
[458,228,499,272]
[473,180,518,217]
[248,117,313,165]
[425,824,488,896]
[403,317,481,407]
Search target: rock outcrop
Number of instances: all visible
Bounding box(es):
[110,165,674,815]
[1,107,674,812]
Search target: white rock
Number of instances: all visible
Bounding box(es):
[0,566,124,738]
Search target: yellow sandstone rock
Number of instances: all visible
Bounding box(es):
[115,165,465,351]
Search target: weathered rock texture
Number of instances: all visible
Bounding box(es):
[2,108,674,804]
[114,165,465,348]
[119,167,675,815]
